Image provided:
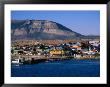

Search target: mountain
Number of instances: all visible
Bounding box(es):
[11,20,84,40]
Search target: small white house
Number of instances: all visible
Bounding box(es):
[89,40,100,47]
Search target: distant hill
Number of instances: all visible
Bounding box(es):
[83,35,100,39]
[11,20,99,40]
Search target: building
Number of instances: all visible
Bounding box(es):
[50,49,64,56]
[70,45,81,51]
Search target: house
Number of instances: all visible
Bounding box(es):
[89,40,100,47]
[12,49,19,55]
[11,46,20,54]
[50,49,64,56]
[70,45,81,51]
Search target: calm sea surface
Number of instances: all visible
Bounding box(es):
[11,59,100,77]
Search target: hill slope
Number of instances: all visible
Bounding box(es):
[11,20,86,40]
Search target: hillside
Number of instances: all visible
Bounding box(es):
[11,20,84,40]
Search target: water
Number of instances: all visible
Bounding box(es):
[11,59,100,77]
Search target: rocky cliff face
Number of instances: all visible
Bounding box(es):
[11,20,83,40]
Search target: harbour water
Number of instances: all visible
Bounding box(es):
[11,59,100,77]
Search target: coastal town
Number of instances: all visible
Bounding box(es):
[11,11,100,77]
[11,39,100,64]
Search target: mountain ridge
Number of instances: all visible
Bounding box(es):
[11,20,98,40]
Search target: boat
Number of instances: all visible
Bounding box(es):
[11,59,23,65]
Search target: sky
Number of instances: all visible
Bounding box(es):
[11,11,100,35]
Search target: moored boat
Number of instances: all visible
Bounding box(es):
[11,59,23,65]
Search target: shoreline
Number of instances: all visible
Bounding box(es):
[11,55,100,65]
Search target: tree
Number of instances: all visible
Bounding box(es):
[40,44,45,50]
[11,49,14,54]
